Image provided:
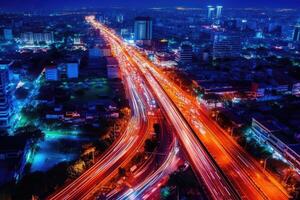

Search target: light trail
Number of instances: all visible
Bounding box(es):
[87,15,289,200]
[116,142,180,200]
[146,58,289,200]
[86,16,241,200]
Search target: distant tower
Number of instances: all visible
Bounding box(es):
[293,24,300,42]
[207,6,215,20]
[216,6,223,19]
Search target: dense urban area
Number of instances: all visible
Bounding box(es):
[0,4,300,200]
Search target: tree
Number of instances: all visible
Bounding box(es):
[67,160,86,178]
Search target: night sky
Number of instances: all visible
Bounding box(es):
[0,0,299,11]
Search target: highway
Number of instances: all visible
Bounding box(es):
[115,141,180,200]
[146,59,289,200]
[106,121,180,200]
[86,15,289,200]
[80,51,173,199]
[86,16,241,200]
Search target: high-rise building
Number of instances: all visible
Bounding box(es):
[216,6,223,19]
[176,42,193,63]
[3,29,13,41]
[292,24,300,42]
[0,61,11,130]
[207,6,215,20]
[213,33,241,59]
[134,17,153,45]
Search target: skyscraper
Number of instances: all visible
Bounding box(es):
[207,6,215,20]
[0,61,11,130]
[292,24,300,42]
[134,17,153,45]
[216,6,223,19]
[213,33,241,59]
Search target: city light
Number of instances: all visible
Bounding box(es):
[0,2,300,200]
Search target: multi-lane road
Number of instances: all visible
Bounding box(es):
[86,16,289,200]
[87,16,242,200]
[147,59,289,200]
[49,16,289,200]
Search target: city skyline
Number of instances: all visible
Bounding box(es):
[0,0,300,11]
[1,1,300,200]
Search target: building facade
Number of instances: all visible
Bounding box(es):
[45,66,59,81]
[106,57,120,79]
[21,32,54,45]
[0,62,11,130]
[66,63,79,79]
[293,24,300,42]
[134,17,153,45]
[213,33,241,59]
[177,42,193,63]
[3,29,13,41]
